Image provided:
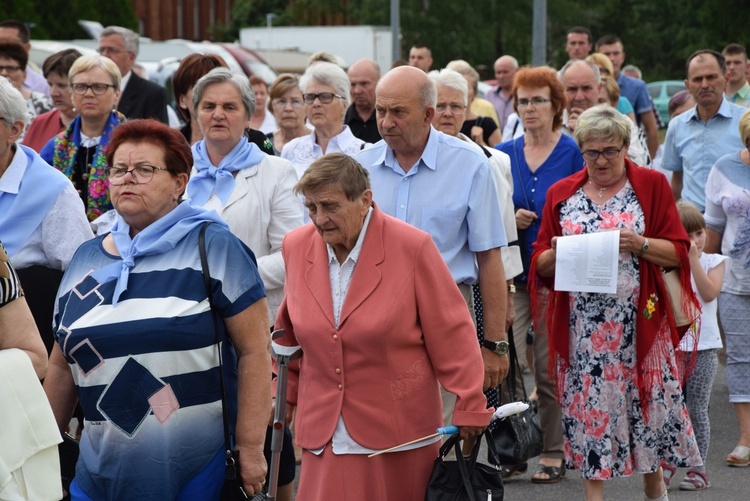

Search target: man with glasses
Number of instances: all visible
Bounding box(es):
[560,59,649,166]
[345,59,381,143]
[355,66,510,424]
[97,26,167,124]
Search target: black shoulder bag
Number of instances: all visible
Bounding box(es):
[199,222,267,501]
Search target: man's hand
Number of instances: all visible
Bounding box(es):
[568,107,585,132]
[482,348,509,390]
[235,444,268,496]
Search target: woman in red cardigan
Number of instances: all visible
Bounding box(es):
[530,105,701,501]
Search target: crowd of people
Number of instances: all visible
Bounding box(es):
[1,17,749,501]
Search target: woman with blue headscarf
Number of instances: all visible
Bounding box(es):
[43,119,272,500]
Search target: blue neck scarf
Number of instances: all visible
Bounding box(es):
[90,201,228,306]
[188,137,266,206]
[0,145,70,258]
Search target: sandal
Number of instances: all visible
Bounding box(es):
[500,462,527,480]
[726,445,750,467]
[660,461,676,488]
[678,469,710,491]
[531,462,566,484]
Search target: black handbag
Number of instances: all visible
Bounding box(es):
[488,327,543,466]
[199,223,268,501]
[425,430,504,501]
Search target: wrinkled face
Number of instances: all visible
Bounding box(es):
[109,141,188,233]
[581,139,628,187]
[516,86,554,132]
[305,80,347,131]
[271,86,306,129]
[0,116,23,166]
[688,228,707,254]
[196,82,249,148]
[566,33,592,60]
[375,72,433,154]
[433,85,466,137]
[724,53,747,84]
[70,66,120,121]
[303,185,372,256]
[408,47,433,72]
[494,59,516,90]
[686,54,727,110]
[563,63,600,111]
[252,82,268,111]
[47,72,74,116]
[598,42,625,74]
[98,34,135,77]
[0,56,25,90]
[348,64,378,110]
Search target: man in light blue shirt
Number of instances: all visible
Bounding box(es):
[662,50,746,211]
[355,66,510,390]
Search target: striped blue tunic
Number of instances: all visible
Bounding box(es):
[53,224,265,500]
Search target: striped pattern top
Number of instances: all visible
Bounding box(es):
[0,241,22,307]
[53,224,265,500]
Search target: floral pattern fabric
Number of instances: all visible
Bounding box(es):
[558,183,700,480]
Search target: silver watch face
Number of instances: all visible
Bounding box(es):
[495,341,509,355]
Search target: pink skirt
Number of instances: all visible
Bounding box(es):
[296,441,440,501]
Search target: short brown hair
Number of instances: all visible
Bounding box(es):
[172,53,228,121]
[512,66,566,131]
[677,200,706,234]
[0,40,28,70]
[295,153,370,201]
[106,119,193,177]
[42,48,82,79]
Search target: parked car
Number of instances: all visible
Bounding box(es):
[647,80,686,124]
[216,43,277,85]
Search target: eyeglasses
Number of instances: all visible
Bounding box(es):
[97,47,130,56]
[71,83,117,95]
[581,145,626,162]
[0,65,21,73]
[303,92,345,104]
[273,98,304,109]
[105,164,169,185]
[435,103,466,114]
[517,97,552,108]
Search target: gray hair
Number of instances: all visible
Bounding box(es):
[428,69,469,106]
[560,59,601,84]
[300,62,351,106]
[69,54,122,89]
[622,64,642,79]
[99,26,139,55]
[0,77,30,127]
[573,104,631,147]
[193,67,256,118]
[446,59,480,94]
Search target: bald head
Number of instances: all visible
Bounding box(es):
[494,55,518,92]
[348,59,381,113]
[375,66,436,158]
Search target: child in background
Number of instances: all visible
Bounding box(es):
[662,201,730,492]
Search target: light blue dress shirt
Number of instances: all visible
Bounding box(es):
[661,99,746,211]
[355,127,507,285]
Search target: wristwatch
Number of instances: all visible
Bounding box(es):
[638,237,650,256]
[482,339,510,355]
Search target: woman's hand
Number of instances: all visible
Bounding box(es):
[471,125,486,146]
[619,229,645,255]
[459,425,486,442]
[235,444,268,496]
[515,209,538,230]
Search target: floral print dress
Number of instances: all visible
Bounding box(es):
[558,182,700,480]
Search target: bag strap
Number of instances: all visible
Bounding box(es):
[198,222,237,477]
[439,435,477,501]
[504,325,529,402]
[511,138,532,210]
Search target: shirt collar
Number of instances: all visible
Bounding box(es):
[326,206,374,266]
[120,71,132,91]
[687,97,734,122]
[0,145,27,195]
[376,126,440,175]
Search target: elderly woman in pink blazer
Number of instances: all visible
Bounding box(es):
[274,153,493,500]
